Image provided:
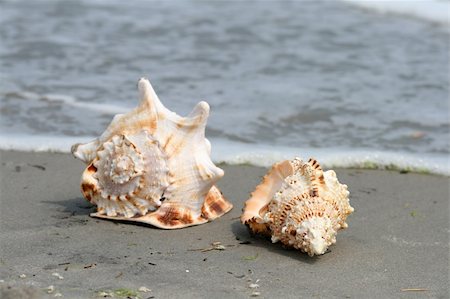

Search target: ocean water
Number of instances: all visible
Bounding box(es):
[0,0,449,175]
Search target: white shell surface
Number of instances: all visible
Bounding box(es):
[72,78,232,229]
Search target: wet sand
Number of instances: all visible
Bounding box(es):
[0,150,448,298]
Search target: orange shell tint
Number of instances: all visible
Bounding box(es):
[72,78,232,229]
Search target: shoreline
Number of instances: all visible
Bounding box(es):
[1,150,449,298]
[0,144,448,177]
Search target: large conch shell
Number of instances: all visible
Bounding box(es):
[72,78,232,229]
[241,158,353,256]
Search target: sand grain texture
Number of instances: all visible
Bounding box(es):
[0,151,448,298]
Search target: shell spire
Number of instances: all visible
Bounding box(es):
[72,77,232,229]
[241,158,353,256]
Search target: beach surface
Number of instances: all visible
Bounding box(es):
[0,150,448,298]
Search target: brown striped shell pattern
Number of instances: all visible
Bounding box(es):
[241,158,354,256]
[71,78,232,229]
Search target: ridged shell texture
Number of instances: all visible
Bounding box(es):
[241,158,353,256]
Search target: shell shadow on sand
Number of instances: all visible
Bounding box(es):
[230,221,319,264]
[43,198,171,229]
[43,197,95,217]
[41,198,96,228]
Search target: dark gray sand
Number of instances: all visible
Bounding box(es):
[0,150,449,298]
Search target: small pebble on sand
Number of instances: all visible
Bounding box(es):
[97,291,113,297]
[138,286,151,293]
[47,285,55,294]
[52,272,64,280]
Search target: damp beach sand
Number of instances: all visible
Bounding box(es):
[0,150,448,298]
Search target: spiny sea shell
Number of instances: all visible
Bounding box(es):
[72,78,232,229]
[241,158,353,256]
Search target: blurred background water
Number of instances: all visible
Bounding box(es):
[0,0,448,174]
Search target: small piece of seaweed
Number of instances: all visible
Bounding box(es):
[113,288,139,298]
[242,253,259,261]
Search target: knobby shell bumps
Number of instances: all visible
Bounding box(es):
[241,158,353,256]
[71,78,232,229]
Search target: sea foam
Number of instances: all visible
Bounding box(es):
[341,0,450,26]
[1,134,448,176]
